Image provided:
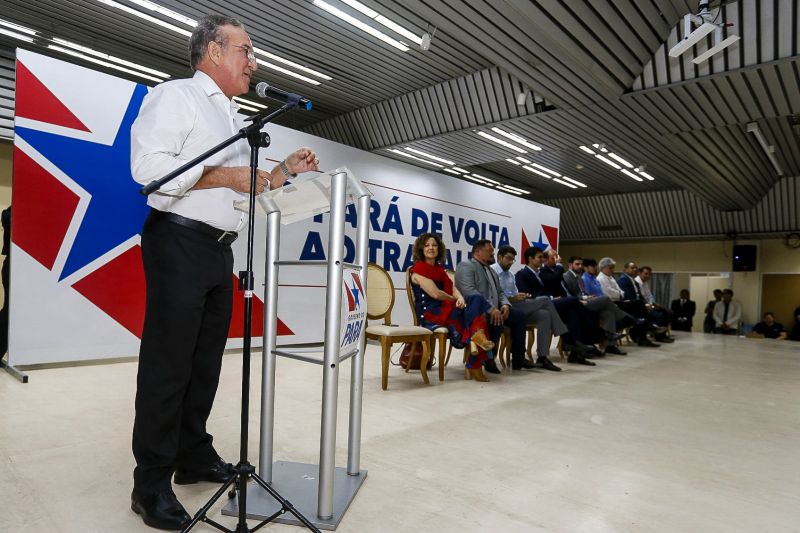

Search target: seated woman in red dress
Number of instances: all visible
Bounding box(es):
[410,233,495,382]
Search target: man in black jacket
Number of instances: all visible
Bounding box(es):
[670,289,696,331]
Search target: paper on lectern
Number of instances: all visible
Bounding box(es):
[234,166,361,224]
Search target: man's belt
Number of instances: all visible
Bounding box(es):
[150,209,238,245]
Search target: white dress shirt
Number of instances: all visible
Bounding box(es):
[635,275,655,304]
[597,271,624,301]
[713,300,742,329]
[131,70,249,232]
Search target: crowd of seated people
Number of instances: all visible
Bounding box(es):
[406,234,702,384]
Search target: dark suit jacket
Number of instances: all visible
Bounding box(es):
[616,274,641,302]
[539,264,566,297]
[562,269,583,298]
[670,298,696,330]
[515,266,545,298]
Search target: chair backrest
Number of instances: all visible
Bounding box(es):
[366,263,395,325]
[405,267,420,326]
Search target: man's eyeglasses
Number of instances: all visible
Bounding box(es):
[226,43,257,63]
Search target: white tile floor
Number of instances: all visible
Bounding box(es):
[1,333,799,533]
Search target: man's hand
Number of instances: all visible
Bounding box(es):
[489,308,503,326]
[500,304,510,320]
[270,148,320,188]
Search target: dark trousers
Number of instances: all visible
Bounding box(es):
[488,306,528,364]
[0,256,8,356]
[616,300,649,341]
[132,214,234,495]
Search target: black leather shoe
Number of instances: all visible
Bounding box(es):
[174,458,234,485]
[536,357,561,371]
[512,359,536,370]
[605,345,627,355]
[131,491,190,531]
[638,339,661,348]
[655,334,675,343]
[483,359,501,374]
[650,325,668,334]
[568,354,596,366]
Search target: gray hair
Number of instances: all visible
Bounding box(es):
[189,14,245,70]
[598,257,616,269]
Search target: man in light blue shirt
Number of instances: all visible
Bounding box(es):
[491,245,570,369]
[581,258,605,298]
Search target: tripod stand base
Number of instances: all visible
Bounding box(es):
[222,461,367,530]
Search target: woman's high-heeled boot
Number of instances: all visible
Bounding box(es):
[471,329,494,352]
[468,367,490,382]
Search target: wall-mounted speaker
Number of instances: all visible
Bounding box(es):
[732,244,757,271]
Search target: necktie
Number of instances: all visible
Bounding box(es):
[723,302,730,322]
[577,274,586,293]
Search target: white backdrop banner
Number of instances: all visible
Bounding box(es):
[9,49,560,365]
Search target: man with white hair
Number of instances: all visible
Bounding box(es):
[597,257,659,347]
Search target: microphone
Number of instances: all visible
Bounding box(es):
[255,82,312,111]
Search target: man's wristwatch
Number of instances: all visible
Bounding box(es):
[279,160,297,179]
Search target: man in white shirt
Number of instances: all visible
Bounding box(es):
[713,289,742,334]
[129,15,319,530]
[597,257,658,347]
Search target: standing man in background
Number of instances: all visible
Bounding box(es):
[130,14,319,530]
[670,289,695,331]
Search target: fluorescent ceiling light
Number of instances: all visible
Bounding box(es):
[339,0,423,45]
[127,0,197,27]
[464,175,494,186]
[387,148,443,167]
[747,122,783,176]
[552,178,578,189]
[516,156,531,164]
[499,185,530,195]
[496,187,523,196]
[405,147,455,165]
[313,0,409,51]
[638,171,656,181]
[530,163,560,177]
[476,131,527,154]
[0,27,35,43]
[0,18,37,35]
[233,96,267,109]
[491,127,542,151]
[471,173,500,184]
[692,34,741,64]
[506,159,521,165]
[578,145,596,155]
[621,169,644,182]
[95,0,192,36]
[595,155,621,170]
[607,153,634,168]
[48,45,165,82]
[592,143,609,153]
[253,47,331,80]
[561,176,587,188]
[668,22,716,57]
[442,168,461,175]
[451,167,469,174]
[523,166,553,180]
[254,59,321,85]
[234,102,259,112]
[53,38,170,78]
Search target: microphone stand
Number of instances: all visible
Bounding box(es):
[141,100,321,533]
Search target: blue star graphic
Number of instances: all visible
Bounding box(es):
[350,281,360,308]
[531,229,549,251]
[15,84,151,280]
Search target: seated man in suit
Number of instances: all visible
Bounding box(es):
[515,246,595,365]
[581,258,605,298]
[670,289,696,331]
[750,312,787,339]
[491,245,583,368]
[636,266,672,336]
[455,240,538,372]
[712,289,741,335]
[618,261,673,343]
[563,255,629,355]
[597,257,659,347]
